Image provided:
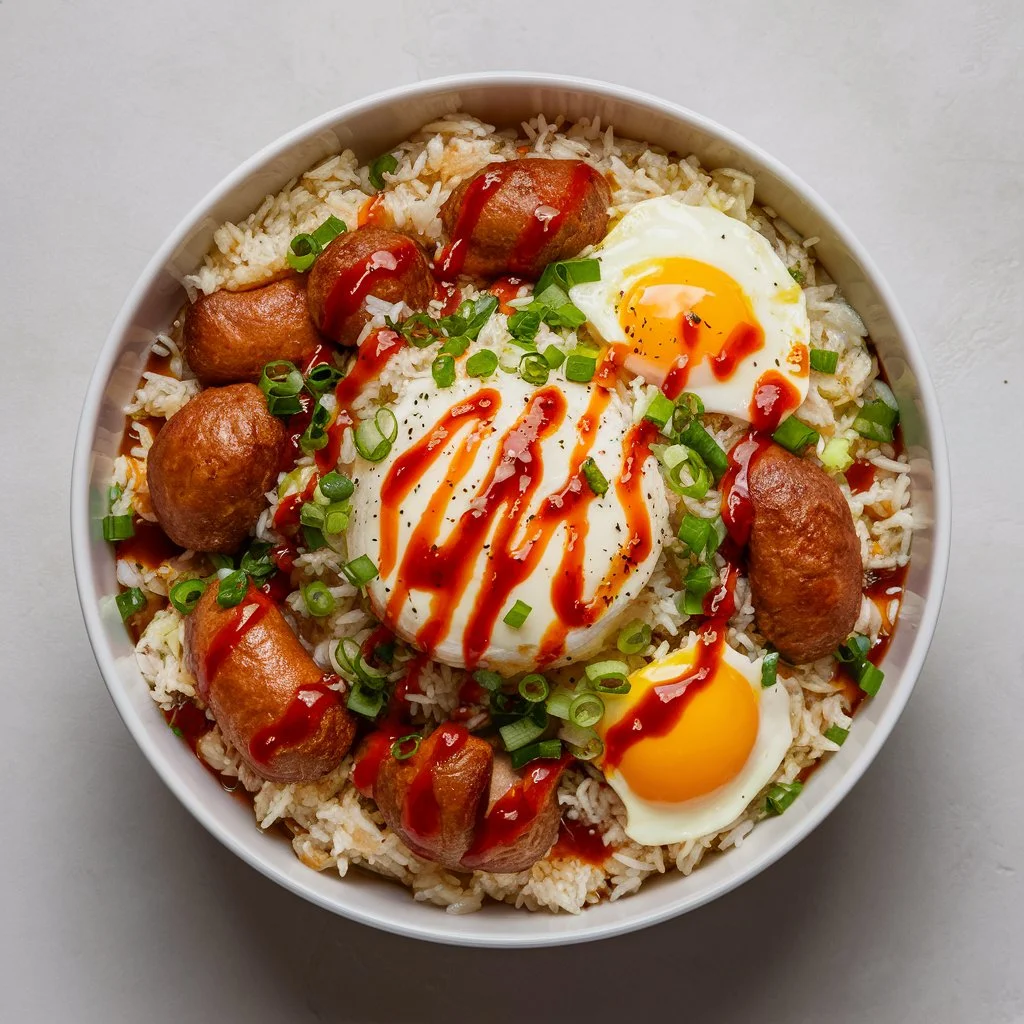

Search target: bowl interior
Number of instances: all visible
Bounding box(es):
[73,74,949,947]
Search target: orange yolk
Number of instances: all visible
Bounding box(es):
[597,651,760,804]
[617,257,765,382]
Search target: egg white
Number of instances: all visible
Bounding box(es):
[598,637,793,846]
[570,196,811,423]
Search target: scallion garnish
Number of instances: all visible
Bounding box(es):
[676,419,728,481]
[518,674,549,703]
[432,353,456,389]
[545,687,575,720]
[286,233,320,273]
[346,681,384,719]
[318,471,354,503]
[503,599,532,628]
[323,502,350,535]
[342,554,379,589]
[368,152,399,190]
[581,457,608,496]
[259,360,305,416]
[169,578,207,616]
[441,334,470,357]
[565,352,597,383]
[858,663,884,697]
[115,587,146,620]
[836,634,885,696]
[658,444,712,499]
[508,308,541,344]
[671,392,706,435]
[535,257,601,294]
[565,733,604,762]
[824,724,849,746]
[853,399,899,443]
[353,407,398,462]
[679,563,717,616]
[772,416,820,454]
[617,619,652,655]
[584,660,630,694]
[569,691,604,729]
[391,734,422,761]
[299,399,331,453]
[519,352,550,387]
[304,362,343,396]
[209,553,235,571]
[644,392,675,431]
[302,581,335,617]
[761,650,779,688]
[466,349,498,378]
[766,781,803,815]
[310,214,347,249]
[499,715,547,752]
[676,513,723,560]
[809,348,839,374]
[820,436,854,473]
[510,739,563,770]
[102,514,135,542]
[542,344,565,369]
[216,570,249,608]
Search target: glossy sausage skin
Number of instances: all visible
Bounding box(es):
[439,159,611,280]
[185,584,355,783]
[306,226,434,346]
[147,383,285,553]
[748,444,862,664]
[182,278,321,386]
[374,729,564,873]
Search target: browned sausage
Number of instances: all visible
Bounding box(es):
[147,383,285,553]
[374,724,492,870]
[438,159,611,280]
[748,444,862,664]
[185,583,355,782]
[306,226,434,346]
[182,278,321,386]
[374,726,566,872]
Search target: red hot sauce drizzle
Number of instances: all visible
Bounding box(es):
[749,370,801,433]
[402,724,469,845]
[720,430,774,547]
[247,677,342,767]
[200,585,276,695]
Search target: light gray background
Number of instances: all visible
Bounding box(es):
[2,1,1022,1021]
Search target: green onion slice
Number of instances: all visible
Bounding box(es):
[565,734,604,762]
[440,334,470,357]
[542,344,565,369]
[545,687,575,720]
[368,152,399,190]
[581,457,608,496]
[510,739,563,770]
[617,619,652,655]
[824,724,849,746]
[216,570,249,608]
[535,257,601,294]
[858,663,884,697]
[772,416,820,455]
[761,651,779,688]
[310,214,347,249]
[584,660,630,694]
[115,587,146,620]
[169,578,207,615]
[391,734,422,761]
[342,554,379,588]
[679,563,717,616]
[564,352,596,383]
[353,407,398,462]
[820,437,854,473]
[432,353,456,389]
[809,348,839,374]
[208,553,235,571]
[676,419,728,480]
[518,674,550,703]
[569,691,604,729]
[304,362,343,395]
[286,233,321,273]
[259,360,305,417]
[472,668,503,693]
[299,400,331,453]
[102,514,135,542]
[677,513,723,559]
[346,681,384,719]
[671,392,706,435]
[644,392,675,430]
[465,349,498,378]
[766,781,803,815]
[519,352,550,387]
[659,444,711,499]
[508,308,541,344]
[323,503,350,536]
[503,599,532,628]
[302,581,335,617]
[318,471,354,503]
[499,715,547,752]
[853,399,899,443]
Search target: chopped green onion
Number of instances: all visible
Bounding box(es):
[837,634,872,663]
[617,619,652,655]
[318,471,354,503]
[809,348,839,374]
[569,692,604,729]
[342,554,379,588]
[518,674,549,703]
[789,265,806,285]
[679,563,717,616]
[581,457,608,496]
[299,501,325,530]
[510,739,563,770]
[677,420,728,480]
[448,295,498,340]
[584,660,630,694]
[169,578,207,615]
[545,687,575,720]
[310,214,347,249]
[440,334,470,357]
[660,444,712,500]
[102,514,134,542]
[677,513,723,559]
[209,553,235,571]
[353,407,398,462]
[535,257,601,294]
[302,581,335,617]
[391,734,422,761]
[108,484,123,504]
[836,634,885,696]
[472,668,503,693]
[565,352,596,383]
[499,715,547,752]
[503,599,532,628]
[286,233,321,273]
[216,570,249,608]
[565,733,604,762]
[519,352,550,387]
[824,724,849,746]
[820,437,854,473]
[432,353,456,389]
[644,392,675,430]
[304,362,343,395]
[853,399,900,443]
[508,308,541,344]
[323,503,350,535]
[239,542,276,579]
[299,399,331,453]
[259,360,305,416]
[115,587,146,620]
[766,781,803,815]
[391,311,439,348]
[672,392,706,435]
[368,152,399,190]
[761,651,779,688]
[466,349,498,378]
[302,525,327,551]
[545,303,587,330]
[346,681,384,719]
[542,344,565,369]
[772,416,820,454]
[857,663,884,697]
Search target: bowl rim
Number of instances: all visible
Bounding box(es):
[71,71,951,947]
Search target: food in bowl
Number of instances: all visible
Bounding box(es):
[105,112,914,914]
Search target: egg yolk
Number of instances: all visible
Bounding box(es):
[617,257,765,387]
[597,649,760,804]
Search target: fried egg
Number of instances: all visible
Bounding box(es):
[570,196,811,427]
[594,632,792,844]
[346,373,669,673]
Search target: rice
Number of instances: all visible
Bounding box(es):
[122,113,914,915]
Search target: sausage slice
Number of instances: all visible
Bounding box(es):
[747,444,862,663]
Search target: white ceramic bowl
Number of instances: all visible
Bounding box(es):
[72,73,950,947]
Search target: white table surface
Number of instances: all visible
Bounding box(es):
[3,1,1022,1020]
